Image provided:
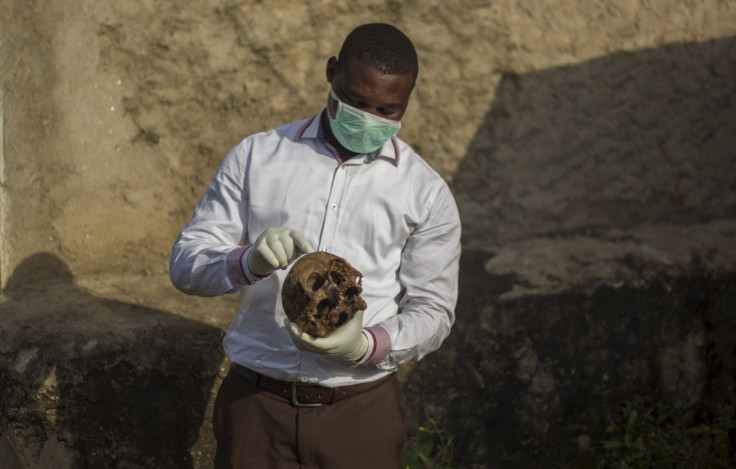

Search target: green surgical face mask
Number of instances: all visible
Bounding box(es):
[328,89,401,154]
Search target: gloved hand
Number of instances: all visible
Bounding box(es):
[285,310,369,363]
[246,227,314,276]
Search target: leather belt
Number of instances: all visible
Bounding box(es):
[233,364,392,407]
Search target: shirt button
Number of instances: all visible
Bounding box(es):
[330,203,337,211]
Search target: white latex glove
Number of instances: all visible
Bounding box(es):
[246,227,314,276]
[285,310,369,363]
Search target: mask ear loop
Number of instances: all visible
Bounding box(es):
[328,88,342,120]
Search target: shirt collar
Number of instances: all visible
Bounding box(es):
[296,109,400,166]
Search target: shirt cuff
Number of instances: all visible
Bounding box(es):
[226,245,270,288]
[354,326,391,366]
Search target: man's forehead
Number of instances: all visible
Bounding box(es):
[338,56,412,80]
[336,58,414,97]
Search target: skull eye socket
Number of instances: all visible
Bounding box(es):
[308,273,326,291]
[344,286,360,298]
[329,271,344,285]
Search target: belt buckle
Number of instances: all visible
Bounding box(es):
[291,382,322,407]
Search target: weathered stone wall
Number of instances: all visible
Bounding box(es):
[1,0,735,467]
[1,0,734,284]
[404,242,736,467]
[0,257,239,468]
[455,37,736,243]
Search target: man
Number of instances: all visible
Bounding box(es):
[169,23,461,469]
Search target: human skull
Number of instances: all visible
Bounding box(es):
[282,251,367,338]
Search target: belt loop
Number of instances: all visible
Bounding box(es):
[333,387,348,404]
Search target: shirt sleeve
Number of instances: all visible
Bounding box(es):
[169,141,253,297]
[371,183,462,369]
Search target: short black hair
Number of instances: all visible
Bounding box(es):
[337,23,418,81]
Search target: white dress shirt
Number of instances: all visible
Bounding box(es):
[169,110,461,387]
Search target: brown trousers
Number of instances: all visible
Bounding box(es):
[213,367,405,469]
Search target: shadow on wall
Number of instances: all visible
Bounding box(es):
[453,36,736,243]
[401,37,736,468]
[0,253,224,468]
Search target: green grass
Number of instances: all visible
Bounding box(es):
[403,419,455,469]
[568,396,735,468]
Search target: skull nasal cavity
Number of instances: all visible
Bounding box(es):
[345,286,359,298]
[317,299,337,316]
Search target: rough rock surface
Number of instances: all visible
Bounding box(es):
[1,0,735,467]
[0,257,240,468]
[402,223,736,467]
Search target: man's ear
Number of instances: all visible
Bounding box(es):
[325,56,338,84]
